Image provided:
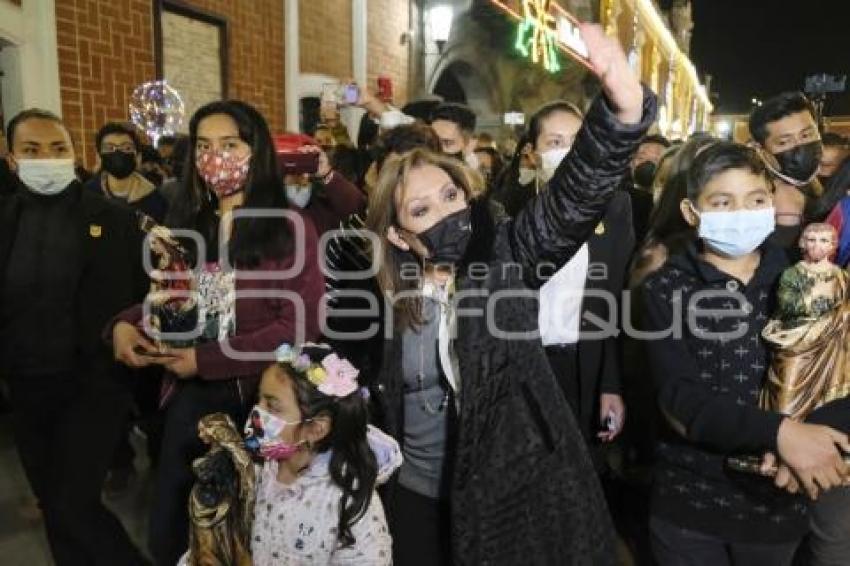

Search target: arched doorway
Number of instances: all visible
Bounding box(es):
[432,60,499,134]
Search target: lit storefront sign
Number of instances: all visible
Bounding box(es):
[492,0,593,74]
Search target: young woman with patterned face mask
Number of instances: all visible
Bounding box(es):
[111,100,325,566]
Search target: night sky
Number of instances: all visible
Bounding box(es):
[689,0,850,116]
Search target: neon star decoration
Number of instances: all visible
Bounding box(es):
[515,0,561,73]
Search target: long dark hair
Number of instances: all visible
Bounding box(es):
[645,134,717,245]
[166,100,291,267]
[281,345,377,547]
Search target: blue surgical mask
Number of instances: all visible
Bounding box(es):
[17,158,77,195]
[285,184,312,208]
[694,206,776,257]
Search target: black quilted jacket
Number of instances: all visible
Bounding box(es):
[370,89,657,565]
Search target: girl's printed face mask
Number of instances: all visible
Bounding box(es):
[244,404,307,460]
[196,149,251,198]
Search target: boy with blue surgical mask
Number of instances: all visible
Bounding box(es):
[641,142,850,566]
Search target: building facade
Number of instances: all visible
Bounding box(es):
[0,0,709,167]
[408,0,710,140]
[0,0,413,167]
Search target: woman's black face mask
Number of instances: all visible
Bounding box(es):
[409,207,473,266]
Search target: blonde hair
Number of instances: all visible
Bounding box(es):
[366,148,482,331]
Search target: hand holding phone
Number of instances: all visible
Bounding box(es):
[377,76,392,103]
[342,83,360,105]
[134,345,177,359]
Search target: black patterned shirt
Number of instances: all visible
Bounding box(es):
[642,242,809,543]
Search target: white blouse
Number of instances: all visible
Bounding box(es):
[250,454,393,565]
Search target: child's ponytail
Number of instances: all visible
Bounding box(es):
[327,393,377,547]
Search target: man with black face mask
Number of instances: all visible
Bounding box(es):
[84,123,169,495]
[84,122,168,223]
[749,92,826,255]
[429,102,480,170]
[625,133,670,243]
[752,95,850,566]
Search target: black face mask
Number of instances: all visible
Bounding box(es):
[417,207,473,266]
[633,160,657,189]
[772,141,823,185]
[101,151,137,179]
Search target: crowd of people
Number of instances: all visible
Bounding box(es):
[1,22,850,566]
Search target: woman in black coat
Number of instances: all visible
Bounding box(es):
[362,25,656,565]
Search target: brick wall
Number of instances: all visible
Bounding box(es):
[299,0,352,79]
[162,10,224,132]
[367,0,411,105]
[55,0,285,168]
[297,0,411,105]
[177,1,285,134]
[53,0,412,166]
[55,0,156,168]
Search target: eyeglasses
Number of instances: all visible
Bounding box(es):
[101,143,136,154]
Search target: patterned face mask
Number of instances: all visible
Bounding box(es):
[244,404,306,460]
[196,149,251,198]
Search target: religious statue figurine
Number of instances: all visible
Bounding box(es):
[761,222,850,419]
[137,214,199,351]
[185,413,256,566]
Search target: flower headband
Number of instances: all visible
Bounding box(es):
[275,343,361,398]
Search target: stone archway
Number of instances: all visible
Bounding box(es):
[430,58,500,133]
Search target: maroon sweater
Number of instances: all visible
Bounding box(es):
[110,212,324,382]
[304,171,366,235]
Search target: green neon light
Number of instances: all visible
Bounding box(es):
[514,16,561,74]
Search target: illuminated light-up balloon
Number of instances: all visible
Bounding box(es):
[129,80,185,145]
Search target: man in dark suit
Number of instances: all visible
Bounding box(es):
[0,109,149,565]
[539,190,634,451]
[624,133,670,245]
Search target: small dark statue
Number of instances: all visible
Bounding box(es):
[185,413,255,566]
[137,214,198,350]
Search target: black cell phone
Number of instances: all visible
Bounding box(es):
[597,412,617,434]
[134,345,175,358]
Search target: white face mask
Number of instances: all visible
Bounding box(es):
[465,151,480,171]
[16,158,76,195]
[539,147,571,183]
[694,206,776,257]
[286,184,312,208]
[518,167,537,185]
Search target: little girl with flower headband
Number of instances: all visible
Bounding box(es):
[180,342,401,565]
[246,342,399,565]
